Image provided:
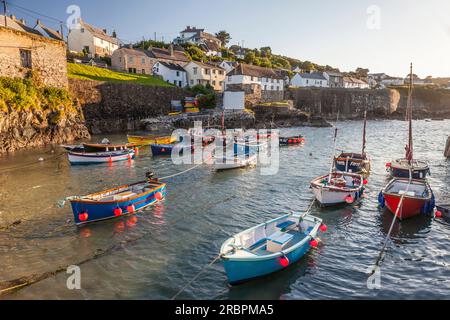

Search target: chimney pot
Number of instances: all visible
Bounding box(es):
[36,19,41,25]
[103,29,107,34]
[169,43,174,56]
[20,19,26,25]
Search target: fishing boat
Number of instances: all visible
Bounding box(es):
[68,149,135,165]
[279,135,305,146]
[69,172,166,225]
[311,128,366,206]
[220,212,324,285]
[61,144,85,152]
[150,143,194,156]
[436,204,450,219]
[334,111,370,174]
[379,177,434,220]
[83,142,137,152]
[127,134,176,146]
[387,64,430,179]
[214,153,257,171]
[310,171,365,207]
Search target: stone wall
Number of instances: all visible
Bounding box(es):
[69,79,186,134]
[287,88,400,118]
[0,26,68,88]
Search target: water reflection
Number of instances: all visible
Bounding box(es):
[377,209,432,242]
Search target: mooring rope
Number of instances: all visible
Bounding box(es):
[370,170,413,273]
[0,193,236,297]
[158,163,203,181]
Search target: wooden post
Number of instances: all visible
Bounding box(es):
[445,136,450,158]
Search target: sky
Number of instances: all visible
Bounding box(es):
[5,0,450,78]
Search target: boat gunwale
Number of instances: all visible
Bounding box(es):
[220,214,322,262]
[68,149,135,158]
[382,178,432,201]
[70,180,166,204]
[310,172,364,192]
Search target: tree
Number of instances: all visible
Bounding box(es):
[301,61,315,72]
[215,30,231,46]
[244,51,257,65]
[260,46,272,58]
[355,67,370,78]
[259,57,272,68]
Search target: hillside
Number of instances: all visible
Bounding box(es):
[67,63,173,87]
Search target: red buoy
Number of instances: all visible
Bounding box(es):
[385,162,392,168]
[155,192,163,201]
[363,179,369,185]
[435,210,443,218]
[345,195,354,204]
[288,140,293,144]
[78,212,89,222]
[310,239,319,248]
[134,147,139,155]
[114,207,123,217]
[320,224,328,232]
[126,205,135,213]
[161,148,166,153]
[279,256,290,267]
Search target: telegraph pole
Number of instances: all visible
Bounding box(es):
[3,0,7,27]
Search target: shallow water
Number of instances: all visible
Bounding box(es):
[1,120,449,300]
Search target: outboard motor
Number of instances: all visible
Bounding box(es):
[145,171,156,180]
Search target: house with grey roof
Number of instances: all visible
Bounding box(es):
[290,71,329,88]
[153,61,187,87]
[173,26,222,57]
[67,18,120,57]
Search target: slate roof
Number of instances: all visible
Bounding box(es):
[158,61,186,72]
[79,20,119,45]
[148,47,190,63]
[297,72,327,81]
[227,63,283,79]
[35,21,63,40]
[1,15,43,37]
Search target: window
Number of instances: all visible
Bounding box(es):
[271,85,274,90]
[219,81,223,86]
[173,80,177,85]
[228,76,232,81]
[264,85,267,90]
[128,68,136,73]
[142,58,145,64]
[306,80,309,84]
[204,68,210,75]
[251,76,254,81]
[197,79,201,84]
[213,69,216,75]
[119,57,122,63]
[219,70,224,75]
[176,71,180,77]
[81,28,85,33]
[129,57,134,63]
[193,67,198,75]
[212,80,216,86]
[142,69,145,74]
[20,49,32,68]
[178,81,182,87]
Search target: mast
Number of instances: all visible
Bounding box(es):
[362,110,367,156]
[405,63,414,164]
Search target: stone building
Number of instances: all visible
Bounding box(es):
[111,47,155,75]
[0,15,68,88]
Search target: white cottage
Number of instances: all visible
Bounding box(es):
[153,61,187,88]
[68,18,119,57]
[290,72,328,88]
[225,63,284,92]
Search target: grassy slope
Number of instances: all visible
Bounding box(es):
[67,63,173,87]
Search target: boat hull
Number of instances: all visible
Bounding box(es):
[279,136,305,146]
[214,154,257,171]
[380,178,434,220]
[221,214,322,285]
[82,143,136,152]
[127,135,175,146]
[334,153,370,174]
[68,150,135,165]
[70,183,166,225]
[310,172,364,206]
[388,159,430,179]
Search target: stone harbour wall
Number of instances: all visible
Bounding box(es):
[68,79,186,134]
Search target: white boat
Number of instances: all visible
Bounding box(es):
[68,149,135,165]
[214,154,257,171]
[310,171,365,206]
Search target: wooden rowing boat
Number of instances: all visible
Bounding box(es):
[69,172,166,225]
[127,135,176,146]
[220,212,324,285]
[67,149,135,165]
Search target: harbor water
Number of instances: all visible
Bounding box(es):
[1,120,449,299]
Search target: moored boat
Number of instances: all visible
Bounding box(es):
[379,178,434,220]
[83,142,137,152]
[214,153,257,171]
[334,111,370,174]
[127,134,176,146]
[220,212,324,285]
[386,159,430,179]
[69,172,166,225]
[68,149,135,165]
[310,171,365,207]
[279,135,305,146]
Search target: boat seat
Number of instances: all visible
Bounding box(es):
[113,191,136,200]
[399,190,415,197]
[248,238,268,252]
[276,221,296,232]
[266,231,294,253]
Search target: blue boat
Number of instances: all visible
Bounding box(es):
[387,159,430,179]
[220,212,324,285]
[69,172,166,225]
[150,143,193,156]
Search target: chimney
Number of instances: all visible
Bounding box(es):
[36,19,41,25]
[112,30,117,38]
[128,44,133,49]
[187,25,190,30]
[103,28,107,34]
[169,43,174,56]
[20,19,26,25]
[9,15,16,21]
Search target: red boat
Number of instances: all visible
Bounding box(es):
[379,64,435,220]
[380,178,434,220]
